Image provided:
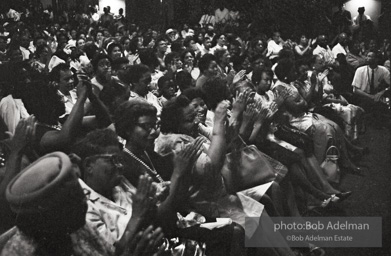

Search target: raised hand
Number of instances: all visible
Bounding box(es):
[232,89,251,114]
[132,175,156,219]
[127,225,165,256]
[232,70,247,84]
[10,116,36,153]
[173,137,205,177]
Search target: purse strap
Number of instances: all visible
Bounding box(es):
[325,145,340,158]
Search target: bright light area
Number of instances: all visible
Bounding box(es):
[344,0,381,27]
[99,0,126,16]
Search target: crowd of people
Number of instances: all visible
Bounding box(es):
[0,1,390,256]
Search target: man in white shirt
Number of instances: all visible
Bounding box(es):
[352,51,390,110]
[120,64,163,115]
[313,35,335,65]
[49,63,78,117]
[332,33,349,58]
[215,5,229,24]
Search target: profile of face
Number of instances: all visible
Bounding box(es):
[179,104,199,137]
[85,145,123,195]
[58,69,75,94]
[203,38,212,49]
[273,32,281,43]
[220,51,231,65]
[297,64,310,80]
[129,115,160,150]
[135,71,152,97]
[285,89,307,114]
[256,72,272,94]
[300,35,308,45]
[190,97,208,124]
[365,52,376,65]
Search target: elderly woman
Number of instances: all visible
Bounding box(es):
[1,152,115,256]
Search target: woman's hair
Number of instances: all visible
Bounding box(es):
[202,76,230,110]
[181,87,206,102]
[91,53,112,72]
[23,80,65,125]
[160,95,191,134]
[252,66,273,85]
[119,64,150,85]
[175,70,193,92]
[275,58,295,82]
[212,33,224,47]
[198,53,216,73]
[183,36,194,48]
[114,100,157,140]
[99,79,128,113]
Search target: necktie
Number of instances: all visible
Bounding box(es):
[370,68,375,94]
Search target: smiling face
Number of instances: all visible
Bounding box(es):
[205,60,218,77]
[110,46,122,60]
[190,97,208,124]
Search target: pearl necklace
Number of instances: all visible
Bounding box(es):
[123,148,164,183]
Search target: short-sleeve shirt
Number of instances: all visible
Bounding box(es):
[351,65,390,94]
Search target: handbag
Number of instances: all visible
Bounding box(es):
[320,145,340,183]
[274,124,314,155]
[221,136,287,194]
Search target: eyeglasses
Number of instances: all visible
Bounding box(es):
[136,122,160,133]
[86,154,123,170]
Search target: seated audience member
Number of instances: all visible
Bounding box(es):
[90,53,113,96]
[346,40,366,69]
[1,152,115,256]
[49,63,77,118]
[119,64,162,116]
[157,76,177,105]
[313,34,335,66]
[196,53,219,89]
[266,31,284,63]
[332,33,349,59]
[352,51,390,111]
[0,64,30,136]
[72,129,165,255]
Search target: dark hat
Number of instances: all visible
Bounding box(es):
[6,152,80,214]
